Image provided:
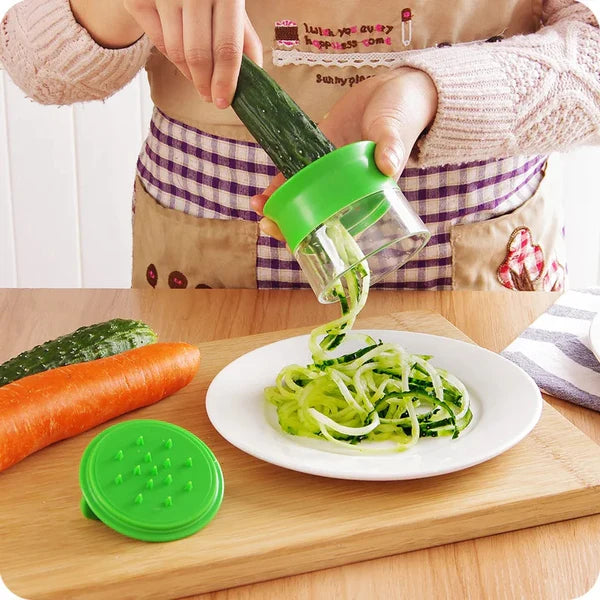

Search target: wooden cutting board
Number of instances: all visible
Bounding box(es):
[2,311,600,600]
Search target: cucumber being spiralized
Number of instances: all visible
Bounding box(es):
[232,55,336,179]
[0,319,157,387]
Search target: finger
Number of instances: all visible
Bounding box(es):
[250,171,286,216]
[243,14,263,67]
[373,131,406,178]
[262,172,286,197]
[183,0,213,101]
[212,0,244,108]
[156,0,191,80]
[250,194,268,216]
[363,75,437,177]
[124,0,165,55]
[259,218,285,242]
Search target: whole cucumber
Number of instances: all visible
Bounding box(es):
[0,318,157,386]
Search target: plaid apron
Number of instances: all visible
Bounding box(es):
[132,0,565,292]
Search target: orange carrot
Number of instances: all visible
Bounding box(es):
[0,342,201,472]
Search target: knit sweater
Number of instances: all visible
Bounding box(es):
[1,0,599,167]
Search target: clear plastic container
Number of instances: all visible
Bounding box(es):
[295,187,429,302]
[263,142,430,303]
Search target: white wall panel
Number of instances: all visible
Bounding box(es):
[74,78,142,288]
[138,72,154,139]
[562,147,600,288]
[0,70,17,287]
[4,77,81,287]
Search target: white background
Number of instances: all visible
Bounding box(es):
[0,0,599,289]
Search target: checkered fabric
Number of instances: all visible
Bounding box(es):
[497,226,565,292]
[497,227,544,289]
[137,108,547,290]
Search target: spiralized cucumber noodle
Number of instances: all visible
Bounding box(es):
[265,221,472,452]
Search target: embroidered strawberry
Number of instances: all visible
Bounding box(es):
[497,227,544,291]
[146,264,158,288]
[168,270,188,289]
[542,257,566,292]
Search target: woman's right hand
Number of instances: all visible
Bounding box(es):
[123,0,263,108]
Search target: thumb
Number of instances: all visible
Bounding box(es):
[371,128,407,179]
[363,71,437,178]
[366,111,422,179]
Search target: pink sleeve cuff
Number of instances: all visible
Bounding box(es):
[0,0,152,105]
[391,0,600,167]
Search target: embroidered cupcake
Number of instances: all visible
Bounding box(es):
[275,20,300,47]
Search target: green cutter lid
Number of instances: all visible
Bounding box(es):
[263,141,399,253]
[79,420,224,542]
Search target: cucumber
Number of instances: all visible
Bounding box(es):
[232,55,336,179]
[0,318,157,387]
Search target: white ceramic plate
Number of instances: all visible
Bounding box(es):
[590,313,600,364]
[206,331,543,481]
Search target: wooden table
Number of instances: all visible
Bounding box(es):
[1,289,598,600]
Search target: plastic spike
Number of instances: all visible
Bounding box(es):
[146,478,154,490]
[184,481,193,492]
[163,458,171,469]
[151,465,159,476]
[115,450,124,461]
[164,496,173,507]
[136,435,144,446]
[164,438,173,449]
[133,464,142,476]
[165,474,173,485]
[134,493,143,505]
[114,473,123,485]
[185,457,193,467]
[144,452,152,463]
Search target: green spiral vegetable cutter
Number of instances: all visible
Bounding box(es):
[79,420,224,542]
[263,141,431,303]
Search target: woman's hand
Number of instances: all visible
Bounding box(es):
[123,0,262,107]
[251,67,438,240]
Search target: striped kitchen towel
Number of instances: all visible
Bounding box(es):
[502,289,600,411]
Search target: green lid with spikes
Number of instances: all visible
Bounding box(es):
[79,420,224,542]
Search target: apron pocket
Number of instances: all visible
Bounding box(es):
[132,178,258,289]
[450,159,566,291]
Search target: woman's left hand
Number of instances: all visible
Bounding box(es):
[251,67,438,241]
